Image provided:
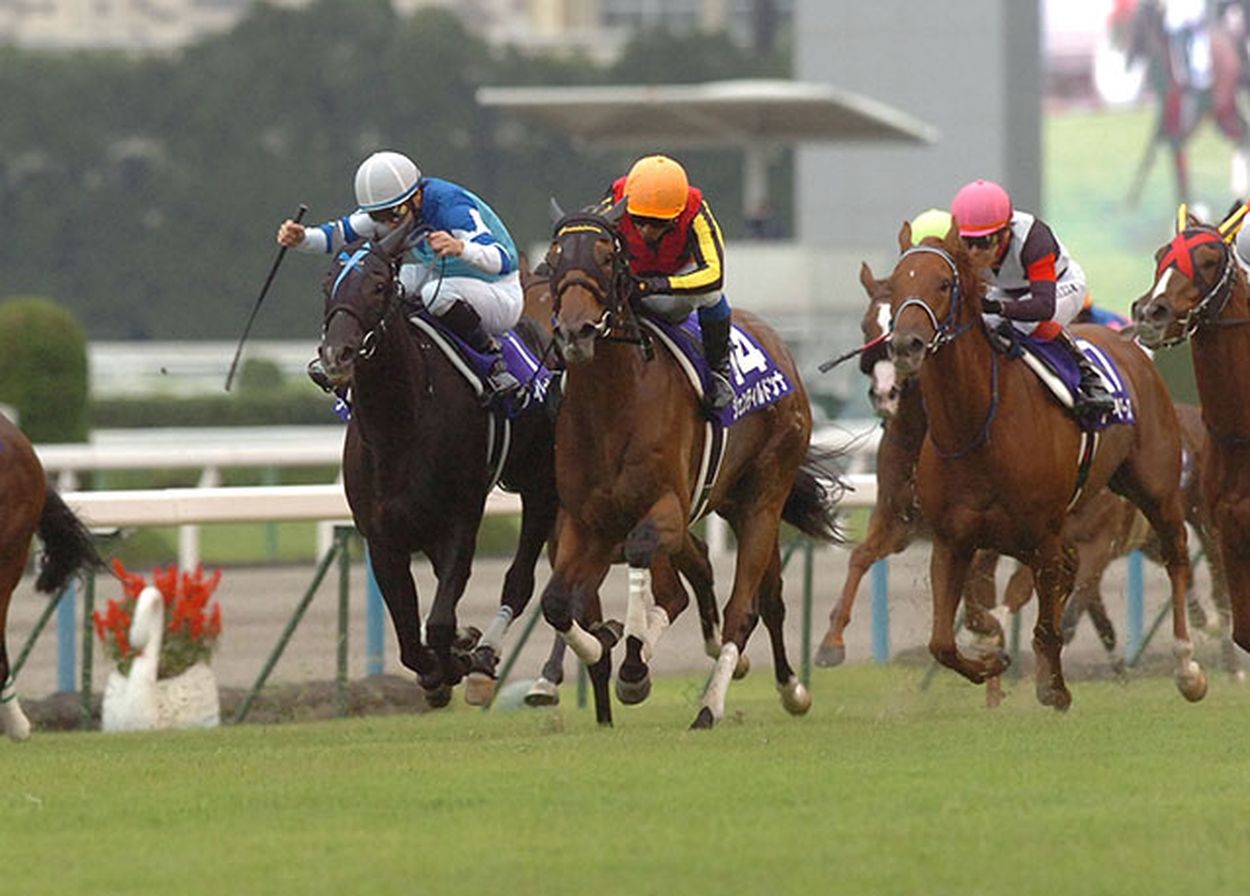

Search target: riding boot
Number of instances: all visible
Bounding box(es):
[438,299,521,402]
[697,310,734,413]
[1054,328,1116,416]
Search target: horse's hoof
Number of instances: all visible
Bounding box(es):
[1111,658,1129,684]
[2,708,31,743]
[463,672,496,707]
[814,642,846,667]
[777,678,812,716]
[1177,669,1208,703]
[1036,685,1072,712]
[423,683,453,709]
[615,672,652,705]
[523,677,561,707]
[690,706,716,730]
[732,652,751,680]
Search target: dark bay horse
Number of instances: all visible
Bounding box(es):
[539,204,841,728]
[516,254,746,707]
[0,413,101,741]
[1133,214,1250,658]
[887,223,1205,708]
[317,219,560,707]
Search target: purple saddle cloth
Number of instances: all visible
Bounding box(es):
[1021,333,1135,432]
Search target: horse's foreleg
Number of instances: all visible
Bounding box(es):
[466,490,558,705]
[369,541,438,689]
[425,528,479,705]
[523,635,567,707]
[816,506,912,667]
[618,497,687,705]
[0,570,31,742]
[1030,537,1076,710]
[928,540,1006,684]
[1200,526,1243,680]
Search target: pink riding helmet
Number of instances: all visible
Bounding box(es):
[951,179,1013,237]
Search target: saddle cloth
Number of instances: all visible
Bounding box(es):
[642,313,794,428]
[1017,333,1135,432]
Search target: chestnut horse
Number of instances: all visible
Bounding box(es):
[1133,214,1250,657]
[539,204,841,728]
[317,220,560,707]
[515,255,741,706]
[0,412,101,741]
[887,223,1205,708]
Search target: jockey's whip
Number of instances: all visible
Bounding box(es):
[818,332,887,373]
[225,203,308,391]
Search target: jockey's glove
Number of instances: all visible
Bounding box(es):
[634,276,668,296]
[981,297,1004,315]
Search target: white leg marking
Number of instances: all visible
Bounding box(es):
[1,680,31,742]
[624,566,652,646]
[561,621,603,665]
[478,605,514,653]
[699,643,740,724]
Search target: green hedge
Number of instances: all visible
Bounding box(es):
[92,388,341,428]
[0,296,90,441]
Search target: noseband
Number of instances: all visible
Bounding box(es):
[891,246,970,353]
[1153,227,1241,344]
[548,213,650,350]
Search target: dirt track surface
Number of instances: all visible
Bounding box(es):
[10,543,1245,730]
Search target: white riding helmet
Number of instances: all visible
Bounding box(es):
[354,151,422,212]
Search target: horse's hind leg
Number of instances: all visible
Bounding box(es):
[1198,524,1243,681]
[758,545,811,716]
[524,635,566,707]
[466,491,558,706]
[0,548,33,742]
[928,540,1009,685]
[676,532,748,677]
[1029,537,1076,710]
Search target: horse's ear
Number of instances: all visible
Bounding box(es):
[897,221,913,253]
[602,197,628,225]
[943,216,963,254]
[549,197,566,224]
[859,261,877,294]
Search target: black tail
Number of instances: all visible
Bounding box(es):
[781,445,845,544]
[34,489,103,594]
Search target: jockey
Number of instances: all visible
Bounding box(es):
[278,150,522,401]
[950,178,1117,417]
[1075,293,1131,331]
[604,154,733,413]
[1163,0,1214,91]
[909,207,953,244]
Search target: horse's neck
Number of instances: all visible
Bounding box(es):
[563,343,649,448]
[916,324,996,451]
[1193,290,1250,440]
[352,329,432,451]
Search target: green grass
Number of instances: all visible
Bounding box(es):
[5,666,1249,895]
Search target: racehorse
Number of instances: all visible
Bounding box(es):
[1133,212,1250,658]
[814,261,1008,703]
[317,219,560,707]
[887,222,1206,708]
[0,412,101,741]
[516,254,745,706]
[1116,0,1250,205]
[539,202,842,728]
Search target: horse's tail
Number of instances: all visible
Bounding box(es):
[782,445,845,545]
[35,488,103,594]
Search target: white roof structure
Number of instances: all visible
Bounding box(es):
[476,78,939,217]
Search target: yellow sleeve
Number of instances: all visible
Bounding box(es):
[665,201,725,295]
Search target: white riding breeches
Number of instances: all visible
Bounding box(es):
[400,266,523,335]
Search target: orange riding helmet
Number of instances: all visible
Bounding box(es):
[624,155,690,219]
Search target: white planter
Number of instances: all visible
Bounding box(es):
[102,661,220,733]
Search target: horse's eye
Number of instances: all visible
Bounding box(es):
[942,278,953,292]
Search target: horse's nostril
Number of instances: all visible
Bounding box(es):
[1149,304,1170,323]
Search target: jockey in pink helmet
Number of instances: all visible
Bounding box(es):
[950,178,1115,417]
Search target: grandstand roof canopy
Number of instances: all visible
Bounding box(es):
[475,78,939,148]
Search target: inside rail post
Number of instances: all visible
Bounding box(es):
[1125,550,1144,661]
[335,525,351,718]
[79,573,96,730]
[57,580,76,693]
[870,559,890,663]
[364,543,384,676]
[234,537,341,724]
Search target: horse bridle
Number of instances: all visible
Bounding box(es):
[891,245,971,353]
[1153,226,1243,345]
[548,213,651,350]
[323,242,407,361]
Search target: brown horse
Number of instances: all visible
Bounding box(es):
[539,204,841,728]
[1133,214,1250,657]
[318,221,560,707]
[0,412,101,741]
[516,255,744,706]
[887,223,1205,708]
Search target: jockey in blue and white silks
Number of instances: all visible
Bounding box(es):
[278,150,522,399]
